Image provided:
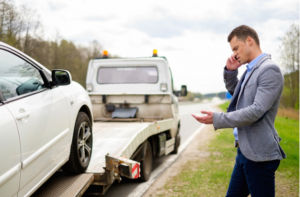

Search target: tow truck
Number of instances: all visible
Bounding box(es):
[32,50,187,196]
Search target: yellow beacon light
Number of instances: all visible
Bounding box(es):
[153,49,158,57]
[103,50,108,58]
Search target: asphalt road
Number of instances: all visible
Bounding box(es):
[83,101,218,197]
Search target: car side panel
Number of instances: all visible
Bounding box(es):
[0,106,21,197]
[58,81,93,149]
[5,88,70,197]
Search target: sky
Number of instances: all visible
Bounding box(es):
[16,0,299,94]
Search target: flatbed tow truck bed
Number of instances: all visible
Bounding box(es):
[32,119,174,196]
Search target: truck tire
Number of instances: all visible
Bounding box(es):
[62,112,93,174]
[139,140,152,182]
[171,133,181,154]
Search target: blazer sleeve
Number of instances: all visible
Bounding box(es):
[224,66,238,95]
[213,65,283,130]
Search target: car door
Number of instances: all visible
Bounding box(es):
[0,48,70,196]
[0,101,21,197]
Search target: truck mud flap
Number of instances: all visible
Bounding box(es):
[165,138,175,155]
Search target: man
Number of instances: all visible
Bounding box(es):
[192,25,286,197]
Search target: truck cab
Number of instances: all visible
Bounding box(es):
[85,52,187,139]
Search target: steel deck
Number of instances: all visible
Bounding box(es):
[31,172,94,197]
[31,119,173,196]
[86,118,173,174]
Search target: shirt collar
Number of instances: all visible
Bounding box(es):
[246,53,266,72]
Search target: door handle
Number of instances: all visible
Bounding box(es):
[16,111,31,120]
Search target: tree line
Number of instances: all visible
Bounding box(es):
[279,24,299,109]
[0,0,105,87]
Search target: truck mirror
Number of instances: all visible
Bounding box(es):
[173,85,188,97]
[181,85,187,96]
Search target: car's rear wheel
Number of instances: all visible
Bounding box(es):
[139,140,152,182]
[62,112,93,174]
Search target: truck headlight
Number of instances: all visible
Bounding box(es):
[86,84,93,92]
[160,83,167,92]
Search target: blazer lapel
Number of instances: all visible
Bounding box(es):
[236,56,269,104]
[227,70,247,112]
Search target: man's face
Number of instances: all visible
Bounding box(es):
[229,36,251,64]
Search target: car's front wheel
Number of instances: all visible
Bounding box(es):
[62,112,93,174]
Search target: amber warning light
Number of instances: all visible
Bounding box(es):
[103,50,108,58]
[153,49,158,57]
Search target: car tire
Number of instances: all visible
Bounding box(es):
[171,133,181,154]
[139,140,152,182]
[62,112,93,174]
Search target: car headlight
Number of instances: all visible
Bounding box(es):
[86,84,93,92]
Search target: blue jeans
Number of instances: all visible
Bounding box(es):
[226,148,280,197]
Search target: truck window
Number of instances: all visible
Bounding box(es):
[97,66,158,84]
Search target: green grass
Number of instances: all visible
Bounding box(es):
[218,101,230,112]
[159,101,299,197]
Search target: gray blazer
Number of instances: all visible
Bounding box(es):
[213,54,286,162]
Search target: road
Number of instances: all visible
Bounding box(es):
[83,101,219,197]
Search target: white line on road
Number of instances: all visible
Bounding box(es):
[129,124,206,197]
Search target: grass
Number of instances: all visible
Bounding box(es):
[158,101,299,197]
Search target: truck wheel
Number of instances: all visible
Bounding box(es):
[62,112,93,174]
[139,141,152,182]
[171,134,181,154]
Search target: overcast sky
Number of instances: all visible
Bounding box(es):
[16,0,299,94]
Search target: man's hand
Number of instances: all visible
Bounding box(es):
[226,54,242,71]
[191,111,213,124]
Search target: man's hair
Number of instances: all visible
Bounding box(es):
[228,25,260,46]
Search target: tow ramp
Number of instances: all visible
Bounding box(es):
[31,119,174,196]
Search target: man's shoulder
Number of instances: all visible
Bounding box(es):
[258,58,281,73]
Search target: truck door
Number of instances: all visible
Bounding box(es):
[0,49,70,197]
[0,103,21,197]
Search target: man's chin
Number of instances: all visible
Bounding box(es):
[238,60,245,64]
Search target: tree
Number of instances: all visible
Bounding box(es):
[0,0,107,88]
[279,23,299,109]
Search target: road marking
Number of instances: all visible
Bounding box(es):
[129,124,206,197]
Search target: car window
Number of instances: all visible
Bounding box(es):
[0,50,45,100]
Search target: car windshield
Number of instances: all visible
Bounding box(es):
[97,66,158,84]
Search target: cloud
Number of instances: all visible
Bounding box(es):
[47,2,67,11]
[130,0,298,38]
[14,0,300,94]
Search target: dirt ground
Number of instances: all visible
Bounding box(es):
[143,124,216,197]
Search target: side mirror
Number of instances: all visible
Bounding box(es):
[52,69,72,86]
[180,85,187,96]
[173,85,188,97]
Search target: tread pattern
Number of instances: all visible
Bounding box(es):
[62,112,92,174]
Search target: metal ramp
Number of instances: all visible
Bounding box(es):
[31,172,94,197]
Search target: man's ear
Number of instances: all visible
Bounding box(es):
[246,36,253,46]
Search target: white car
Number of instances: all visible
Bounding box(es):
[0,42,93,197]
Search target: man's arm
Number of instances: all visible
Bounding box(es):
[213,65,283,130]
[224,67,238,95]
[224,54,242,95]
